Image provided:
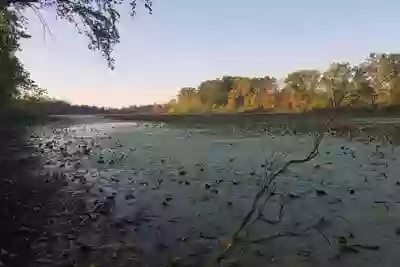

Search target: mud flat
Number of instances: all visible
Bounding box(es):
[2,115,400,267]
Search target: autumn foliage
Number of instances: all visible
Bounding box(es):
[168,54,400,114]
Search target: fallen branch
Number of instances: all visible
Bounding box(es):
[216,132,323,264]
[214,94,363,265]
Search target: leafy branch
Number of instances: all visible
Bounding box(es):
[2,0,153,69]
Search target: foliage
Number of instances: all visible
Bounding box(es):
[1,0,153,70]
[167,53,400,114]
[1,6,50,111]
[14,98,107,115]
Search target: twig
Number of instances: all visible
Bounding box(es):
[242,231,305,244]
[257,204,284,225]
[244,217,332,247]
[27,3,53,41]
[313,228,332,247]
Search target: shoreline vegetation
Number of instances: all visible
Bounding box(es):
[108,53,400,116]
[6,52,399,122]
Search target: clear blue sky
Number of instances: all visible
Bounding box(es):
[18,0,400,108]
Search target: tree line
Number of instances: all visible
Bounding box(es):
[14,99,107,115]
[167,53,400,114]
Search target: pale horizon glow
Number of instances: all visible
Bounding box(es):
[18,0,400,108]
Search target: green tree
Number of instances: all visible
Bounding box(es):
[283,70,321,111]
[172,87,203,113]
[197,79,230,109]
[230,77,253,110]
[250,76,278,109]
[321,62,353,107]
[363,53,400,105]
[380,54,400,105]
[350,64,375,107]
[0,8,40,108]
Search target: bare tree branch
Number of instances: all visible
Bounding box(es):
[215,93,363,264]
[216,130,324,264]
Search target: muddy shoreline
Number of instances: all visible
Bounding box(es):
[0,116,106,267]
[2,115,400,267]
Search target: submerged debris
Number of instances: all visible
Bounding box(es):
[315,189,327,196]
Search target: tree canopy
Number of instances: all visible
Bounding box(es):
[1,0,153,69]
[167,53,400,114]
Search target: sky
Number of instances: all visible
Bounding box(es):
[18,0,400,108]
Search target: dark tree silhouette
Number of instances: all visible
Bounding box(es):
[1,0,153,69]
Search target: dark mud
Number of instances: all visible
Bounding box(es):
[2,115,400,267]
[0,119,64,267]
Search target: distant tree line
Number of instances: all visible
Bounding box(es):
[166,53,400,114]
[108,104,169,114]
[14,99,107,115]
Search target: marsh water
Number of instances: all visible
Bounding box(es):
[30,115,400,267]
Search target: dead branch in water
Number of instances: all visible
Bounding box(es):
[216,132,323,263]
[216,95,359,265]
